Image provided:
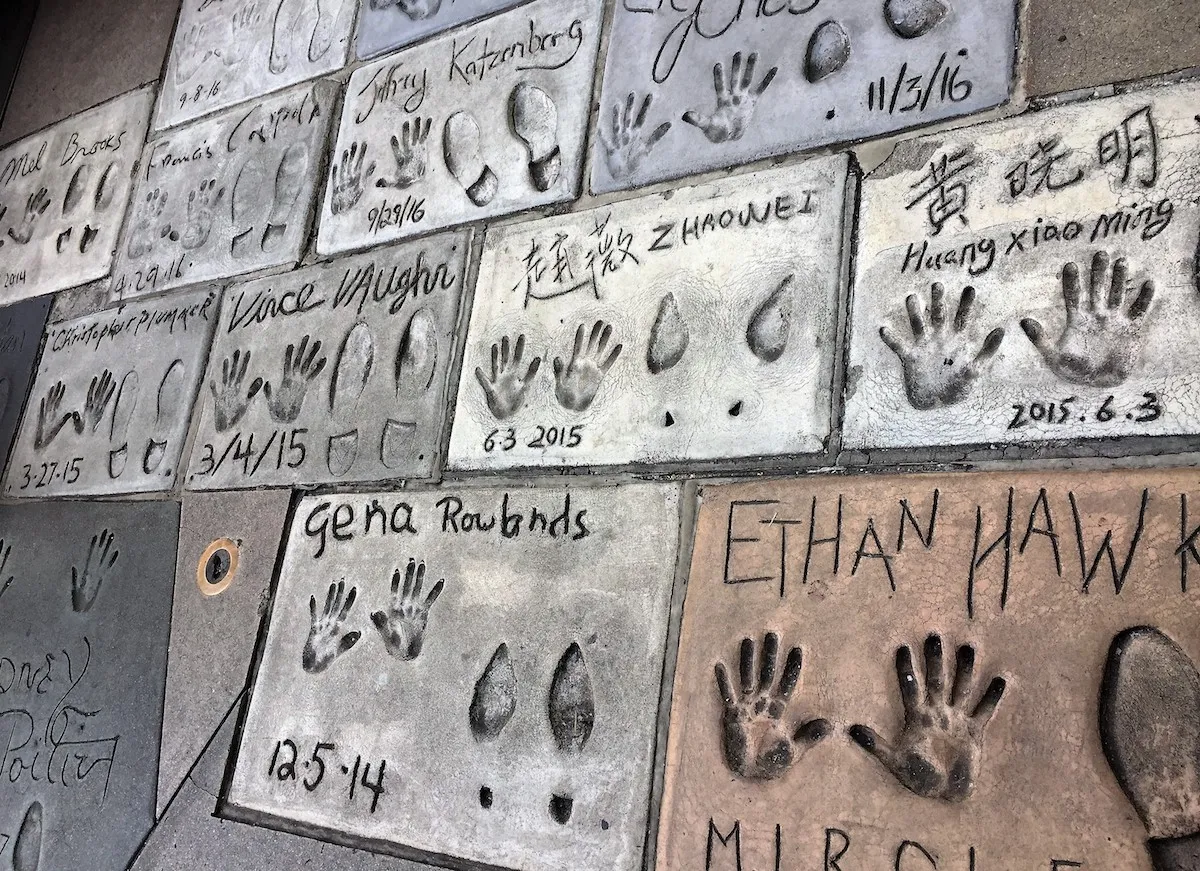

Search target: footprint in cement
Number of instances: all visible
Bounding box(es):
[142,359,184,475]
[646,292,689,375]
[746,275,794,363]
[804,20,850,83]
[63,164,90,216]
[13,799,42,871]
[884,0,948,38]
[470,642,517,742]
[94,163,117,211]
[107,371,139,479]
[546,642,594,825]
[379,420,417,470]
[509,82,561,192]
[79,225,99,254]
[443,111,497,207]
[231,155,268,260]
[262,143,308,253]
[394,308,438,397]
[327,322,374,476]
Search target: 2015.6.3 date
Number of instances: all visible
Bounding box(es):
[483,424,584,453]
[18,457,84,490]
[1008,392,1163,430]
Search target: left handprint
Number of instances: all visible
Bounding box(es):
[35,381,83,451]
[71,528,119,613]
[302,580,362,674]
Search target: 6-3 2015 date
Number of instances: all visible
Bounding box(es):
[483,424,584,453]
[1008,392,1162,430]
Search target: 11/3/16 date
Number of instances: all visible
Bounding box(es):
[267,738,387,814]
[1008,392,1163,430]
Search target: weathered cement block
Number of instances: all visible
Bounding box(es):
[109,80,337,303]
[447,158,849,471]
[155,0,357,131]
[225,483,681,871]
[316,0,601,256]
[844,80,1200,450]
[186,232,469,490]
[592,0,1017,193]
[3,286,217,497]
[355,0,529,61]
[0,296,50,472]
[0,86,154,304]
[0,500,178,871]
[157,488,292,816]
[660,469,1200,871]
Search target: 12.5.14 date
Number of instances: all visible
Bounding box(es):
[1008,392,1162,430]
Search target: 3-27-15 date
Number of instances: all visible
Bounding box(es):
[1008,392,1162,430]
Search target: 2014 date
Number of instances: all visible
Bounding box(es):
[1007,392,1163,430]
[267,737,387,814]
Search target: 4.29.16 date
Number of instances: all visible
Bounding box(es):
[1008,392,1162,430]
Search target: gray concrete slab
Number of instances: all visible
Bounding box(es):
[592,0,1017,194]
[186,232,469,490]
[0,296,50,474]
[844,79,1200,451]
[316,0,602,257]
[354,0,529,61]
[0,499,179,871]
[157,488,292,817]
[110,80,338,304]
[155,0,357,131]
[3,285,217,497]
[0,86,155,305]
[447,157,849,471]
[225,482,682,871]
[0,0,178,147]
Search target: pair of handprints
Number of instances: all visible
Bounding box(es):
[209,337,327,432]
[882,251,1156,409]
[715,632,1005,803]
[301,559,444,674]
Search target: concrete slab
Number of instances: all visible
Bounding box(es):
[0,86,155,305]
[109,80,338,304]
[354,0,529,61]
[0,296,50,473]
[447,158,848,471]
[225,482,682,871]
[155,0,357,131]
[3,285,217,497]
[157,488,292,817]
[660,469,1200,871]
[844,79,1200,451]
[186,232,469,490]
[316,0,602,257]
[1027,0,1200,98]
[591,0,1017,194]
[0,499,178,871]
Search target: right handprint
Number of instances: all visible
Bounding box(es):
[1020,251,1155,387]
[848,634,1006,802]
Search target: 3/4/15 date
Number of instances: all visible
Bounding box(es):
[1007,392,1163,430]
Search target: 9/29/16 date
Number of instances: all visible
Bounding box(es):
[1008,392,1163,430]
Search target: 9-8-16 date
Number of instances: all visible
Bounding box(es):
[1008,392,1163,430]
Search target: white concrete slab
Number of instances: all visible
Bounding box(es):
[225,482,681,871]
[186,232,469,489]
[0,86,154,304]
[3,286,217,497]
[155,0,357,131]
[844,80,1200,450]
[447,157,849,471]
[592,0,1016,193]
[316,0,602,256]
[110,80,338,304]
[354,0,529,61]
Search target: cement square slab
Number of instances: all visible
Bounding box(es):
[316,0,602,257]
[2,285,218,497]
[844,80,1200,450]
[660,469,1200,871]
[225,482,682,871]
[109,80,338,304]
[0,86,155,304]
[0,296,51,472]
[591,0,1017,194]
[157,488,292,816]
[0,500,179,871]
[446,158,849,471]
[186,233,469,490]
[155,0,357,131]
[354,0,530,61]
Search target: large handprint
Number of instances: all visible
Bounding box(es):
[263,335,327,423]
[84,369,116,433]
[210,350,263,433]
[71,528,119,613]
[714,633,830,780]
[475,334,541,420]
[376,118,431,189]
[302,581,361,674]
[600,92,672,180]
[35,381,82,451]
[370,559,445,661]
[880,283,1005,410]
[331,142,368,215]
[1020,251,1155,388]
[553,321,622,413]
[7,188,50,245]
[681,51,777,144]
[848,634,1006,802]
